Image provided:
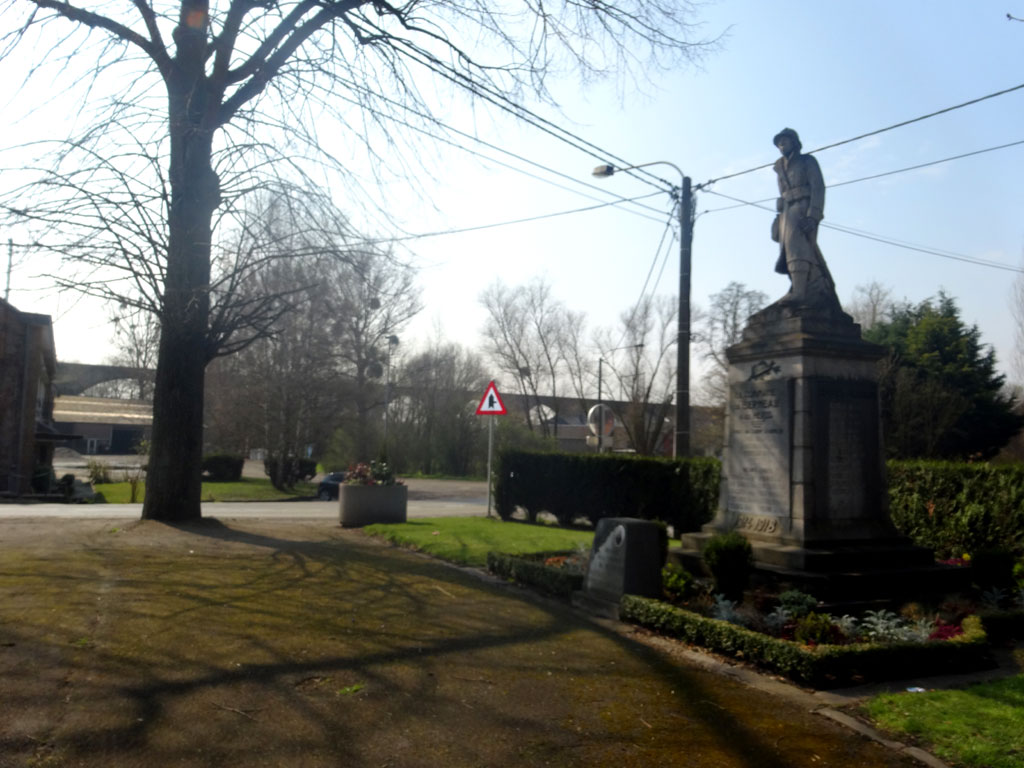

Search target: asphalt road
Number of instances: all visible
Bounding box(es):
[2,476,491,520]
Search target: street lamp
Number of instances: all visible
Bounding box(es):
[592,162,694,458]
[596,343,644,453]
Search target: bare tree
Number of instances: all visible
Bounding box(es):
[595,294,677,455]
[558,308,591,415]
[110,308,160,400]
[1,0,710,520]
[480,278,573,437]
[695,281,767,406]
[389,337,488,475]
[328,246,422,462]
[846,281,894,332]
[201,188,421,477]
[79,308,159,399]
[1011,260,1024,384]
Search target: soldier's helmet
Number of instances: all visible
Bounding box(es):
[773,128,802,151]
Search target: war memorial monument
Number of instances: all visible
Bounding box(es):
[679,128,958,602]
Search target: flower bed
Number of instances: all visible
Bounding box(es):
[621,595,994,688]
[489,544,1021,688]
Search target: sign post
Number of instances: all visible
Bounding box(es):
[475,381,507,518]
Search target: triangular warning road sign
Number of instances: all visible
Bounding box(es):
[475,380,507,415]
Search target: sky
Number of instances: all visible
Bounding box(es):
[3,1,1023,391]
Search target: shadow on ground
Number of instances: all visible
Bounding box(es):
[0,518,920,767]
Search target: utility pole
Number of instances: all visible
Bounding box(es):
[5,239,12,302]
[675,178,692,458]
[592,162,694,457]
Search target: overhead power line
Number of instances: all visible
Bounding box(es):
[701,188,1024,274]
[395,40,674,191]
[332,77,671,223]
[364,191,666,245]
[701,138,1024,214]
[700,81,1024,188]
[827,138,1024,189]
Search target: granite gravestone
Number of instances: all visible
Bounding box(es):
[574,517,662,618]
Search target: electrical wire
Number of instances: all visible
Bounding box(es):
[699,81,1024,188]
[701,188,1024,274]
[827,138,1024,189]
[362,191,666,245]
[331,78,672,223]
[700,137,1024,214]
[625,200,679,327]
[610,200,679,350]
[392,39,674,191]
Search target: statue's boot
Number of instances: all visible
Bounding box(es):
[779,261,809,305]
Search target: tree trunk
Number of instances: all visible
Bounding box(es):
[142,29,219,521]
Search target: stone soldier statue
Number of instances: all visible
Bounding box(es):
[770,128,840,310]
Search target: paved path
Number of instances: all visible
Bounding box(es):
[3,476,491,519]
[0,498,488,519]
[0,517,926,767]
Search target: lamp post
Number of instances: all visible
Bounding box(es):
[596,343,644,453]
[592,162,693,458]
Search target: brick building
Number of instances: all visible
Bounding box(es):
[0,298,63,496]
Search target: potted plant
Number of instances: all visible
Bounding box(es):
[338,459,407,527]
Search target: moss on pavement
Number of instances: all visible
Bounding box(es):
[0,518,920,767]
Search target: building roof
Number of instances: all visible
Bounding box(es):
[53,395,153,426]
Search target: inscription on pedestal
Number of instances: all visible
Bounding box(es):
[827,400,864,519]
[813,381,881,525]
[726,379,791,527]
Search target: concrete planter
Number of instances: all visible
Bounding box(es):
[339,484,408,527]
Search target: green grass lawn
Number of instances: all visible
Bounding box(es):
[95,478,317,503]
[364,516,593,567]
[863,672,1024,768]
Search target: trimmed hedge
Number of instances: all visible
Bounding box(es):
[620,595,994,689]
[494,452,1024,557]
[887,460,1024,558]
[494,450,719,534]
[201,454,245,482]
[487,552,584,600]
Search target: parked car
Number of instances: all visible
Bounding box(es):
[316,471,346,500]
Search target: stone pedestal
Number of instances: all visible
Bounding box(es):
[678,307,958,603]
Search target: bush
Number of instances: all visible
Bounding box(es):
[887,460,1024,558]
[794,612,838,645]
[620,595,993,688]
[778,589,819,619]
[491,454,1024,562]
[264,455,317,490]
[662,563,695,602]
[86,459,112,485]
[201,454,245,482]
[487,552,585,599]
[702,531,753,601]
[494,450,719,532]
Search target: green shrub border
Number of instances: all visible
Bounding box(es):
[886,460,1024,558]
[620,595,994,689]
[494,450,719,534]
[486,552,584,600]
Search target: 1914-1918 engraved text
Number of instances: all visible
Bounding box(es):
[734,514,779,534]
